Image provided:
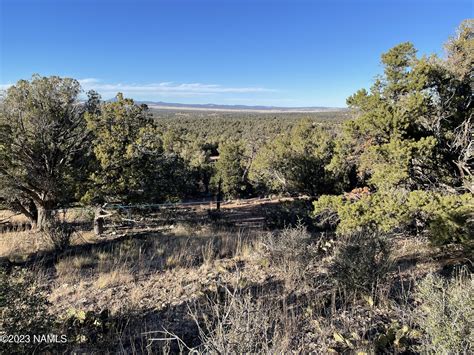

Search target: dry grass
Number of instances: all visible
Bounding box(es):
[186,283,299,353]
[55,254,97,283]
[0,207,94,261]
[0,208,93,223]
[94,269,135,289]
[44,223,261,313]
[0,209,30,223]
[0,229,95,261]
[3,216,471,354]
[0,231,48,259]
[261,223,318,291]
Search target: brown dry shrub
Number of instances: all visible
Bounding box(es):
[330,229,392,297]
[189,284,298,353]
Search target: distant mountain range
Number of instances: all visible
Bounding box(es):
[135,101,346,113]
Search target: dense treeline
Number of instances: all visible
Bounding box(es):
[0,21,472,248]
[152,109,348,147]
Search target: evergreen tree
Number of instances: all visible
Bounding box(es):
[212,141,250,199]
[0,75,96,230]
[84,93,193,203]
[314,22,473,248]
[250,119,334,196]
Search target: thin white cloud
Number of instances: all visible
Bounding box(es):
[78,78,100,84]
[0,78,279,102]
[78,78,276,97]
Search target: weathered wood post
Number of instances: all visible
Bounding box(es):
[94,205,105,236]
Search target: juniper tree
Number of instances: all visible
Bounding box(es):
[314,22,473,247]
[212,141,251,199]
[250,119,334,196]
[83,93,195,204]
[328,22,473,193]
[0,75,97,230]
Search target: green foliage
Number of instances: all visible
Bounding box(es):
[154,111,346,197]
[328,30,472,192]
[153,110,348,148]
[250,119,335,195]
[380,42,418,99]
[212,141,251,199]
[358,137,441,192]
[314,190,474,248]
[315,22,473,250]
[313,190,473,248]
[444,19,473,83]
[84,94,196,203]
[407,191,473,248]
[415,270,473,354]
[85,93,156,202]
[0,75,97,229]
[373,322,421,353]
[162,129,214,194]
[313,192,405,233]
[62,308,112,346]
[441,19,474,192]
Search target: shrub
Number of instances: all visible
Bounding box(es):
[189,284,292,353]
[61,308,112,347]
[407,191,473,249]
[330,230,392,296]
[313,190,473,248]
[313,191,409,233]
[262,199,315,230]
[42,219,75,251]
[306,305,421,353]
[415,269,473,354]
[262,223,318,290]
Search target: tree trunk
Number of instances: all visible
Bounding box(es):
[36,202,54,231]
[25,200,38,229]
[216,178,222,211]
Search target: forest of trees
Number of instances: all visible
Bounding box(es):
[0,21,472,248]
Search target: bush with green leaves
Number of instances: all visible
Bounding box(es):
[313,190,473,248]
[315,21,473,251]
[84,93,198,204]
[414,269,473,354]
[211,141,252,199]
[250,119,335,195]
[327,24,472,194]
[61,308,113,348]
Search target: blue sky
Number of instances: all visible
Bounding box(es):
[0,0,470,107]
